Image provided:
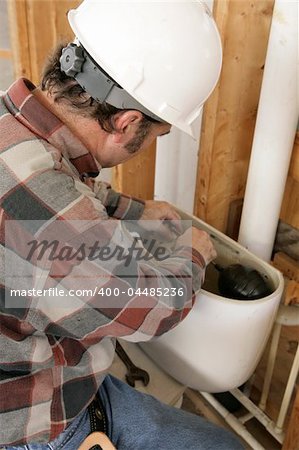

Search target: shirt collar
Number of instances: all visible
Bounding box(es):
[4,78,101,180]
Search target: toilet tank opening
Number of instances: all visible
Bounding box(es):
[203,263,273,300]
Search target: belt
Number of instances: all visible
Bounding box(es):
[0,396,108,450]
[87,394,108,449]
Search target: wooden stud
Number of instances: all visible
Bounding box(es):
[273,253,299,283]
[226,198,243,240]
[283,280,299,306]
[288,133,299,184]
[7,0,79,83]
[26,0,59,84]
[7,0,32,79]
[280,178,299,230]
[280,133,299,230]
[194,0,275,232]
[282,388,299,450]
[52,1,81,44]
[193,0,230,224]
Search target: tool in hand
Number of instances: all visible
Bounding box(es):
[115,340,150,387]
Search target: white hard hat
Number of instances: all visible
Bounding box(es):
[65,0,222,137]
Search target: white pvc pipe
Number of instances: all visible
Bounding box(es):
[238,0,299,261]
[259,322,282,411]
[230,389,285,444]
[154,124,201,213]
[276,305,299,326]
[197,391,266,450]
[154,0,214,214]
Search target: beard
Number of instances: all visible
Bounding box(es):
[124,120,152,154]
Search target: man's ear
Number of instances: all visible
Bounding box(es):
[112,110,144,143]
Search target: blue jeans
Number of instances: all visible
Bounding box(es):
[4,375,244,450]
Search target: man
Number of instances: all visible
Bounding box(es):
[0,1,243,449]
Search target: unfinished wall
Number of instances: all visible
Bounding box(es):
[280,132,299,230]
[7,0,299,231]
[194,0,298,238]
[194,0,275,231]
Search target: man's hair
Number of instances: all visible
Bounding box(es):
[41,43,159,146]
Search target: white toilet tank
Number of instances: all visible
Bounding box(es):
[139,209,284,393]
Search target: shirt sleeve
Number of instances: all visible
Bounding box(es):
[3,167,206,344]
[93,179,145,220]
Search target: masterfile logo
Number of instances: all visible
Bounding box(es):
[4,219,194,309]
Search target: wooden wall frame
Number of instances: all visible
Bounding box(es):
[7,0,298,223]
[194,0,275,233]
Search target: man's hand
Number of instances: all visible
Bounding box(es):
[138,200,183,239]
[138,201,216,264]
[140,200,181,222]
[176,227,217,265]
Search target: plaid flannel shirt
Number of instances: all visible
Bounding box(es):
[0,78,206,445]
